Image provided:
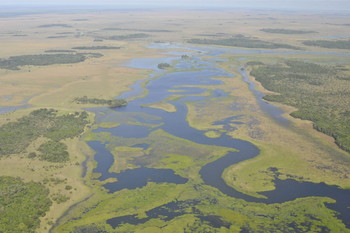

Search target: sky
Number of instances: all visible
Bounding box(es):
[1,0,350,11]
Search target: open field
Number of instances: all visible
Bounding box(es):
[0,8,350,232]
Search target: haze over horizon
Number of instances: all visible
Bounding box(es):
[1,0,350,12]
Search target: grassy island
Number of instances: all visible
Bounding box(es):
[0,53,102,70]
[74,96,127,108]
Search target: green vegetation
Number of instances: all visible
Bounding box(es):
[0,53,102,70]
[260,28,316,34]
[302,39,350,49]
[0,108,89,156]
[188,34,300,50]
[72,46,121,50]
[74,96,127,108]
[249,60,350,152]
[107,33,150,40]
[43,178,66,185]
[0,176,51,233]
[38,140,69,162]
[157,63,171,69]
[38,24,72,28]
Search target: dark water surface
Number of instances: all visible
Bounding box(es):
[87,43,350,229]
[89,141,187,192]
[0,105,30,115]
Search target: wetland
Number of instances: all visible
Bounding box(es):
[0,7,350,233]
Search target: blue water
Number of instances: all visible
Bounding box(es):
[0,105,30,115]
[89,140,187,193]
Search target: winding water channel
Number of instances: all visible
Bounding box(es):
[88,43,350,229]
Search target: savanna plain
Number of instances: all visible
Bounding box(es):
[0,8,350,233]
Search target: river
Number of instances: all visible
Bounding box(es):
[87,43,350,229]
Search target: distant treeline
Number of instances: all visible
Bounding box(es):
[196,33,226,37]
[0,108,89,161]
[260,28,317,34]
[302,39,350,49]
[107,33,150,40]
[56,32,74,35]
[188,34,300,50]
[47,36,67,39]
[74,96,127,108]
[0,53,102,70]
[103,28,172,32]
[45,49,76,53]
[72,46,121,50]
[248,60,350,152]
[72,18,88,21]
[38,24,72,28]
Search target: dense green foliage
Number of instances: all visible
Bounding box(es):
[0,53,102,70]
[245,61,265,66]
[260,28,316,34]
[157,62,171,69]
[51,193,70,203]
[249,60,350,152]
[107,33,150,40]
[0,176,51,233]
[74,96,127,108]
[303,39,350,49]
[188,35,300,50]
[72,46,121,50]
[38,140,69,162]
[0,108,89,156]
